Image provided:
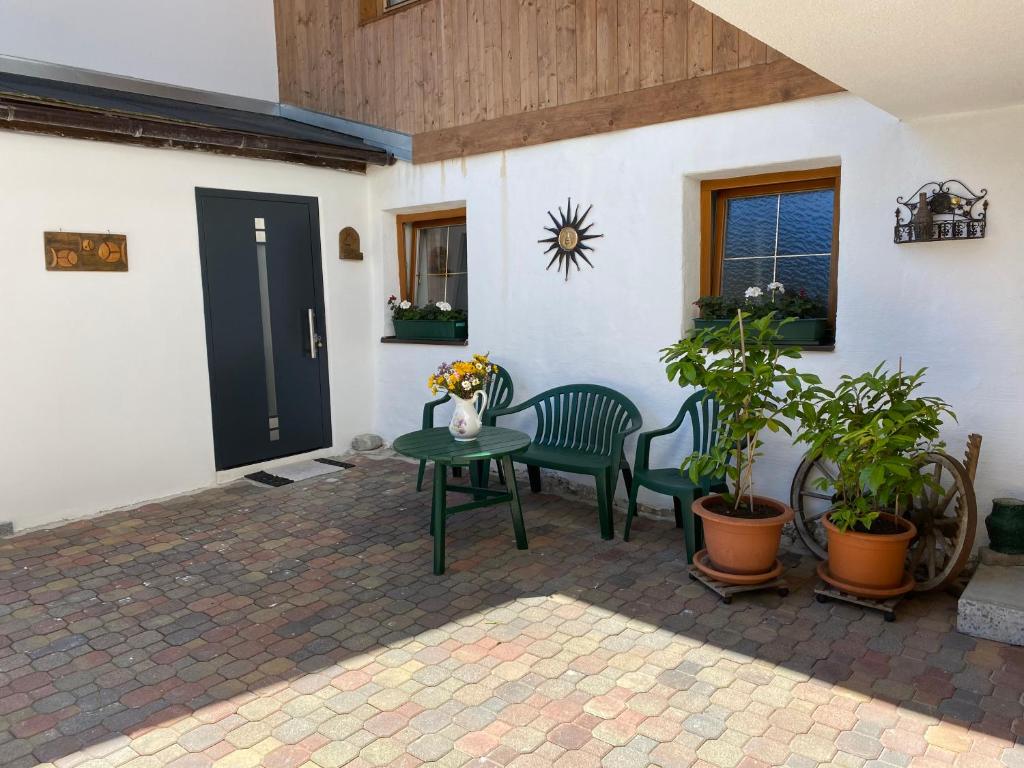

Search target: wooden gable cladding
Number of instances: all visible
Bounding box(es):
[414,57,839,163]
[273,1,841,162]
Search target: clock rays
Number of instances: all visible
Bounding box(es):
[539,198,603,280]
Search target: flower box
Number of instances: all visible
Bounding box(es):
[694,317,829,345]
[393,318,468,341]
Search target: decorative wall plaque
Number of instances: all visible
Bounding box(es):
[539,198,603,280]
[45,231,128,271]
[339,227,363,260]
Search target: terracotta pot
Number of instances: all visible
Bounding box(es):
[824,512,917,596]
[692,494,794,581]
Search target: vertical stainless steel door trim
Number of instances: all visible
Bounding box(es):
[254,222,279,439]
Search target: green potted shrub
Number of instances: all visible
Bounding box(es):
[797,364,955,598]
[662,311,821,584]
[388,295,467,341]
[694,282,830,345]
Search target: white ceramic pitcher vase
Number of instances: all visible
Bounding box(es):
[449,390,488,441]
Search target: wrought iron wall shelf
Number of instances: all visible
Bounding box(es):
[894,180,988,244]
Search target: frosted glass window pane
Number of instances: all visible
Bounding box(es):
[722,196,777,259]
[721,258,774,300]
[776,255,831,304]
[777,190,833,256]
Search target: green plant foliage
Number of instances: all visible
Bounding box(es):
[796,364,955,533]
[694,287,826,321]
[692,295,741,320]
[774,290,826,320]
[387,295,467,321]
[661,311,822,514]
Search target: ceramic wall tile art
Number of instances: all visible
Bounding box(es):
[44,231,128,271]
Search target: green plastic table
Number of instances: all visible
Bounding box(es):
[393,427,531,574]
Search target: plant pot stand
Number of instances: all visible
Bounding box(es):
[814,562,911,621]
[688,550,789,604]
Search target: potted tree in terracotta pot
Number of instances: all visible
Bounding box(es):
[798,364,955,598]
[661,311,821,585]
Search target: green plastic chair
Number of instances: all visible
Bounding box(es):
[416,366,515,491]
[489,384,642,540]
[623,389,727,562]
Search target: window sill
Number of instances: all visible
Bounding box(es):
[380,336,468,346]
[792,343,834,352]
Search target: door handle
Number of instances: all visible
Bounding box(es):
[307,308,321,359]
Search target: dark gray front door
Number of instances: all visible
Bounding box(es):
[196,189,331,470]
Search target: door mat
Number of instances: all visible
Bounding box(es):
[244,471,294,488]
[244,458,355,488]
[316,458,356,469]
[273,460,350,482]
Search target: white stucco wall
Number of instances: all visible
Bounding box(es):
[0,0,280,100]
[3,91,1021,542]
[0,132,373,530]
[366,93,1024,542]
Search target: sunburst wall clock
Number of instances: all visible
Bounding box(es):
[539,198,603,280]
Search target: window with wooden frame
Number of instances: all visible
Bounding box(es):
[396,208,468,310]
[359,0,422,24]
[700,167,840,325]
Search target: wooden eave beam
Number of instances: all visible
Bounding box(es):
[0,97,390,172]
[412,58,843,164]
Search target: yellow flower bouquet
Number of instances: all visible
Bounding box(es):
[428,354,497,400]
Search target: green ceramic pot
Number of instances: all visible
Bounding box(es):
[987,498,1024,554]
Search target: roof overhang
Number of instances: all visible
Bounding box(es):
[0,63,395,171]
[693,0,1024,119]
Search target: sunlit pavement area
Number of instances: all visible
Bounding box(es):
[1,457,1021,768]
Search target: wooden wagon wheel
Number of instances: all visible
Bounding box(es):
[790,435,981,575]
[905,448,978,592]
[789,453,838,560]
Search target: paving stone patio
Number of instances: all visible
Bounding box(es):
[1,456,1021,768]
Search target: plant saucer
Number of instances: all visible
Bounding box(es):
[693,549,783,585]
[816,562,915,599]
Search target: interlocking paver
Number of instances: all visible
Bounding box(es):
[836,731,883,759]
[0,457,1018,768]
[407,732,454,761]
[790,733,838,763]
[549,723,591,750]
[684,713,727,739]
[601,745,650,767]
[697,739,745,768]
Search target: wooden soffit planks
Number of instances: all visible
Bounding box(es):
[412,58,842,163]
